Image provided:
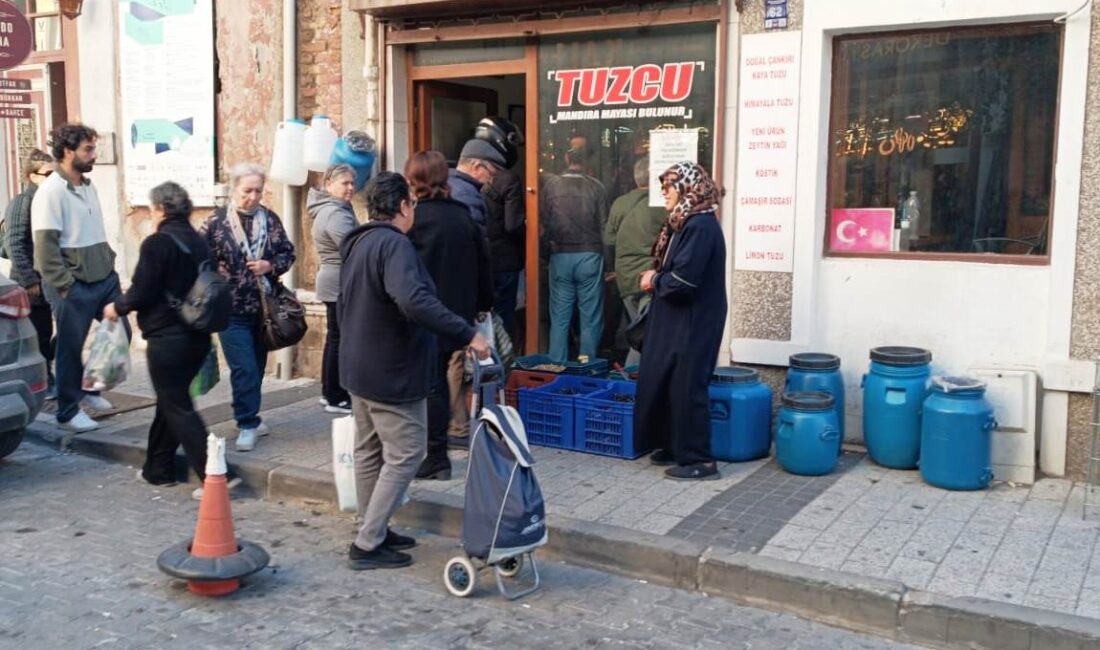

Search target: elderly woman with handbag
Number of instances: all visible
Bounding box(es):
[634,162,727,481]
[202,162,297,452]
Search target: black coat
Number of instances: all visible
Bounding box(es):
[408,197,493,352]
[483,170,525,272]
[633,212,727,464]
[114,219,211,338]
[338,221,477,403]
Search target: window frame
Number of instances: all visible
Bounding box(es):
[822,22,1064,266]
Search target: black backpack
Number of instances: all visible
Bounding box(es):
[165,234,233,334]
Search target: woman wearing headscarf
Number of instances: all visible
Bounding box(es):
[202,162,296,452]
[634,162,727,481]
[308,163,359,415]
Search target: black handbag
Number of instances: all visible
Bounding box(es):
[165,234,233,334]
[624,300,650,352]
[259,281,307,351]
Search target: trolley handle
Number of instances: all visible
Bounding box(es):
[470,348,505,391]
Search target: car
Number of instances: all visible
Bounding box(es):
[0,272,47,460]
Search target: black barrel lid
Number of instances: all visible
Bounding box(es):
[870,346,932,366]
[712,366,760,384]
[931,375,986,393]
[781,391,835,410]
[789,352,841,371]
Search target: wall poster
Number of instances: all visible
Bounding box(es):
[118,0,215,206]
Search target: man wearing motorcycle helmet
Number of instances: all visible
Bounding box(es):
[476,117,526,341]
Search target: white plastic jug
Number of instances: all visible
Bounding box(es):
[304,115,339,172]
[269,119,307,186]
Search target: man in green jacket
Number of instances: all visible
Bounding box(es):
[605,157,668,366]
[32,123,127,433]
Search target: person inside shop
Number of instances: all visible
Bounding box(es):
[605,156,668,368]
[541,137,609,362]
[634,162,727,481]
[339,171,491,570]
[477,117,526,343]
[201,162,297,452]
[4,148,57,400]
[308,163,360,415]
[405,150,493,481]
[449,138,506,228]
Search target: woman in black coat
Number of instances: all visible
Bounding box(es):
[104,182,235,498]
[635,162,728,481]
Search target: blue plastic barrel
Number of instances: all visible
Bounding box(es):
[786,353,846,443]
[862,346,931,469]
[919,376,996,490]
[709,366,772,462]
[775,391,840,476]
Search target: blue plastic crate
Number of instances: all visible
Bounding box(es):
[518,376,609,450]
[574,381,646,459]
[514,354,609,377]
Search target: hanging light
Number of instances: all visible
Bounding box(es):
[59,0,84,19]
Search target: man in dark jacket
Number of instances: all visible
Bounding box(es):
[338,172,491,570]
[541,140,609,362]
[448,138,506,227]
[483,168,525,341]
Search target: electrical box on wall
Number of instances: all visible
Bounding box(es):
[95,132,118,165]
[967,367,1039,485]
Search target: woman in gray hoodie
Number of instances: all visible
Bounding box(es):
[308,164,359,414]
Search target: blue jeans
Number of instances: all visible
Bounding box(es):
[492,270,520,341]
[43,273,129,423]
[218,314,267,429]
[548,252,604,362]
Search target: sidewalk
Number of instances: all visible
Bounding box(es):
[23,365,1100,648]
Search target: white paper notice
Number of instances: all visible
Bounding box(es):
[734,31,802,272]
[119,1,215,206]
[648,129,699,207]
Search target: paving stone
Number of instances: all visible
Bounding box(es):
[884,557,938,590]
[1075,588,1100,619]
[1029,478,1074,503]
[975,571,1032,605]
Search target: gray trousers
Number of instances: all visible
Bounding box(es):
[622,292,651,368]
[352,394,428,552]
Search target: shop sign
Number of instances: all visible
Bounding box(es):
[765,0,789,30]
[0,91,28,104]
[0,77,29,90]
[0,105,31,118]
[0,2,32,72]
[734,31,802,273]
[547,61,705,124]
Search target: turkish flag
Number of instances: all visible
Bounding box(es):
[829,208,895,252]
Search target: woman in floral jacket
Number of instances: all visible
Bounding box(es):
[202,162,296,452]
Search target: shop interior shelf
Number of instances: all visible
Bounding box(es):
[518,375,609,450]
[574,381,645,459]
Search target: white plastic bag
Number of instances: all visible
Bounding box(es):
[82,320,130,392]
[332,415,358,513]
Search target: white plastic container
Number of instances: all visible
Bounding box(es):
[304,115,339,172]
[269,119,308,186]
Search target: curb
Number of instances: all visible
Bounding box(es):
[24,427,1100,649]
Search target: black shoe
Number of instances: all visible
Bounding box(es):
[665,462,720,481]
[415,458,452,480]
[347,543,413,570]
[383,528,417,551]
[649,449,675,466]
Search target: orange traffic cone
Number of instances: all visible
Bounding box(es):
[156,434,269,597]
[188,473,240,596]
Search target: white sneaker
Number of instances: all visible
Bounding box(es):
[192,477,243,500]
[256,422,270,437]
[324,401,352,415]
[82,394,113,411]
[59,409,99,432]
[236,427,258,451]
[318,397,328,406]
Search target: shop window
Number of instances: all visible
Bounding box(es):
[826,24,1060,259]
[12,0,64,52]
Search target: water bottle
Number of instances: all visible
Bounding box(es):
[900,191,920,250]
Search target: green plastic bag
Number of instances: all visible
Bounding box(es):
[189,345,221,398]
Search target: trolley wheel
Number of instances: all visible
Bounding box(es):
[443,556,477,597]
[496,555,523,578]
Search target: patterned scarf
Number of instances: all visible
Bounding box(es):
[228,202,271,292]
[651,161,720,268]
